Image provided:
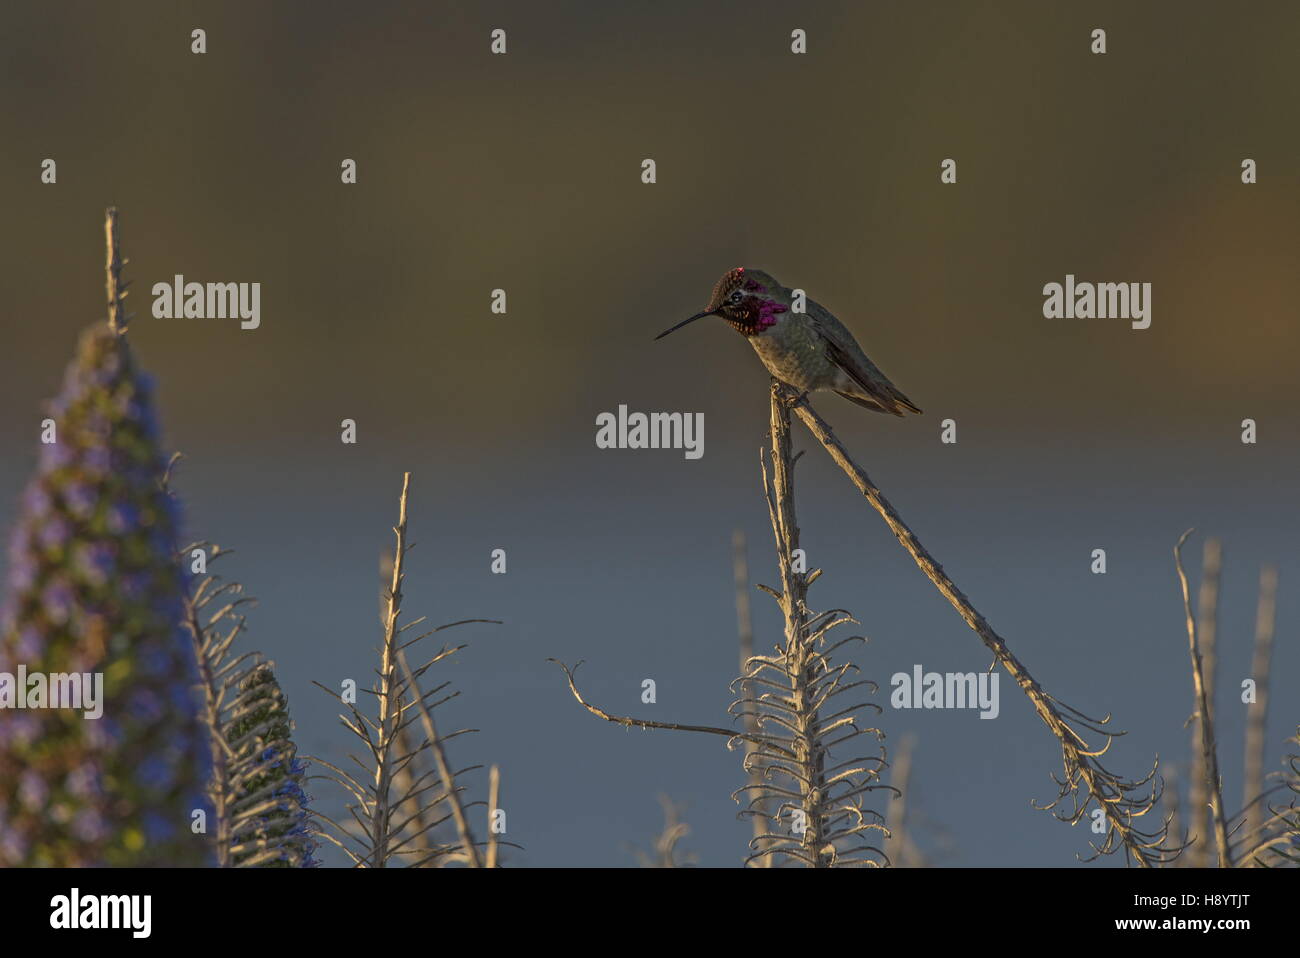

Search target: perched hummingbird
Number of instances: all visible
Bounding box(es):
[656,267,921,416]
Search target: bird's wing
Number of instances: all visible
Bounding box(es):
[807,299,922,415]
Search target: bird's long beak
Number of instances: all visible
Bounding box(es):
[654,310,716,341]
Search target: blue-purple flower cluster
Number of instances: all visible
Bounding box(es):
[0,325,211,866]
[225,663,318,867]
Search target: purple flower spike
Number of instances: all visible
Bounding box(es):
[0,321,211,866]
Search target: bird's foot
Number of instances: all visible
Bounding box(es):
[783,389,810,409]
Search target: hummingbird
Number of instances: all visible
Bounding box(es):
[656,267,921,416]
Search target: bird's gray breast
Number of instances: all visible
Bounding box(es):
[746,318,830,391]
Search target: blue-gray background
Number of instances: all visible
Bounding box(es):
[2,1,1297,865]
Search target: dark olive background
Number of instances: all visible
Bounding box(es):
[2,1,1297,865]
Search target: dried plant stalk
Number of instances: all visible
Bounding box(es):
[552,660,766,745]
[729,385,890,866]
[553,387,890,866]
[732,530,771,866]
[783,384,1179,866]
[182,543,253,867]
[379,550,438,861]
[1243,565,1277,817]
[308,472,505,867]
[885,733,916,867]
[1186,537,1222,866]
[1232,727,1300,866]
[368,472,412,863]
[628,795,697,868]
[1174,530,1230,867]
[1271,732,1300,865]
[181,542,316,866]
[104,207,129,333]
[1161,765,1183,869]
[395,646,484,866]
[485,765,501,868]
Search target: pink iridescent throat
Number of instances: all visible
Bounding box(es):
[737,281,787,333]
[755,298,787,330]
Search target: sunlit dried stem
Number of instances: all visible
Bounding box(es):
[885,733,917,867]
[630,795,696,867]
[381,550,436,860]
[1186,537,1221,866]
[485,765,501,868]
[733,530,771,866]
[726,385,890,867]
[181,541,314,866]
[396,645,483,868]
[180,543,253,866]
[783,384,1178,866]
[1174,530,1231,868]
[1243,565,1277,823]
[550,659,768,746]
[367,472,412,865]
[104,207,129,334]
[308,472,505,867]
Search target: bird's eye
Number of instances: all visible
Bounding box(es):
[728,291,743,303]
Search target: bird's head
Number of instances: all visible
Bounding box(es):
[656,267,789,340]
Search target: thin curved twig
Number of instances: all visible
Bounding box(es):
[549,659,767,747]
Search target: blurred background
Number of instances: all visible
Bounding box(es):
[2,0,1298,865]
